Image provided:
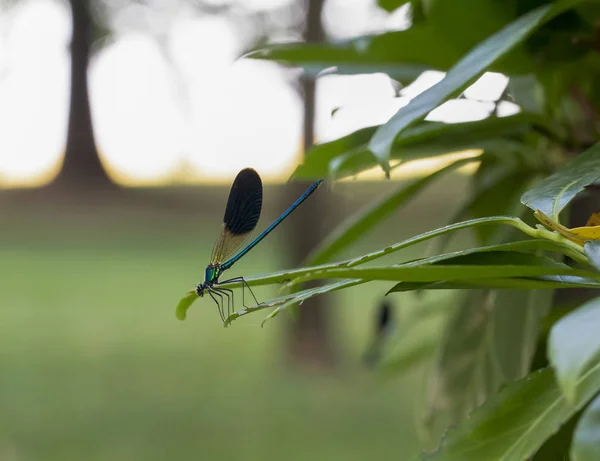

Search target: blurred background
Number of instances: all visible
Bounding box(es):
[0,0,505,459]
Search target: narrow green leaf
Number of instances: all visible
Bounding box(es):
[422,365,600,461]
[492,290,553,382]
[548,296,600,403]
[377,0,409,13]
[521,142,600,220]
[572,394,600,461]
[389,239,600,293]
[175,290,198,320]
[369,1,581,174]
[292,264,600,285]
[508,74,544,114]
[261,279,364,325]
[388,276,600,293]
[406,240,579,267]
[369,4,556,174]
[343,216,533,267]
[293,113,546,180]
[221,237,594,326]
[259,265,600,325]
[224,278,364,325]
[294,126,375,179]
[584,240,600,271]
[215,215,584,293]
[248,26,459,81]
[532,410,581,461]
[308,157,478,266]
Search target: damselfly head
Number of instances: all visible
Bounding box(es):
[195,284,205,297]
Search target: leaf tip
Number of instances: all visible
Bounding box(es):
[175,290,199,322]
[175,306,187,321]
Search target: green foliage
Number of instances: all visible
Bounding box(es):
[176,0,600,457]
[308,157,478,265]
[421,366,600,460]
[175,290,197,320]
[521,142,600,220]
[377,0,410,13]
[422,289,552,438]
[549,297,600,403]
[293,113,549,179]
[248,27,453,82]
[369,4,557,175]
[572,394,600,460]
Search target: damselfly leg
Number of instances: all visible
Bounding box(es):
[219,277,258,310]
[206,288,225,322]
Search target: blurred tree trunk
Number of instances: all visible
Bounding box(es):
[52,0,114,191]
[285,0,336,369]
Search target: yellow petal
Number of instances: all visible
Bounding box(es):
[586,211,600,227]
[569,225,600,240]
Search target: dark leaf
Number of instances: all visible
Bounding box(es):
[369,3,567,174]
[422,366,600,461]
[521,142,600,220]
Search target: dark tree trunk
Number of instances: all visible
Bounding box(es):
[285,0,336,369]
[52,0,114,191]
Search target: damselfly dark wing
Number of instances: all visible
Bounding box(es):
[210,168,263,265]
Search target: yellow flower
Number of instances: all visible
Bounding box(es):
[534,210,600,246]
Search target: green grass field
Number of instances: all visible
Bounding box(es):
[0,176,470,461]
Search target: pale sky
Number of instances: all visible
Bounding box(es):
[0,0,514,187]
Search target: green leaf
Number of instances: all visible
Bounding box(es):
[291,264,600,285]
[175,290,198,321]
[294,126,375,179]
[411,240,579,267]
[388,276,600,292]
[572,394,600,461]
[368,2,572,175]
[215,215,586,293]
[584,240,600,271]
[508,74,544,114]
[388,239,600,293]
[548,296,600,403]
[492,290,553,381]
[249,42,429,82]
[308,157,479,266]
[224,279,364,326]
[532,410,581,461]
[423,289,551,438]
[377,0,409,13]
[434,160,538,251]
[294,113,547,180]
[422,365,600,461]
[425,0,522,62]
[248,26,459,81]
[521,142,600,220]
[246,264,600,324]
